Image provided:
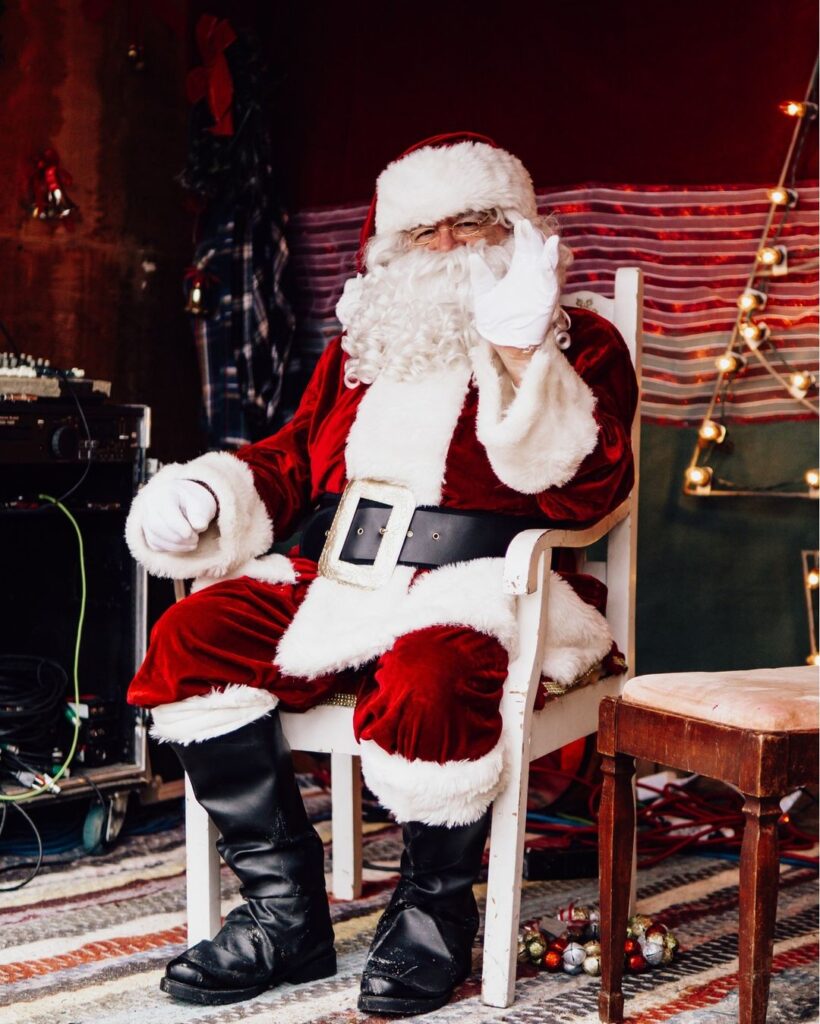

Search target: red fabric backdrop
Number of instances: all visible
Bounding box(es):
[215,0,820,207]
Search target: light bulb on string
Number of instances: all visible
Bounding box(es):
[715,351,745,374]
[768,186,798,207]
[779,100,817,118]
[806,652,820,666]
[788,371,815,399]
[684,465,713,494]
[740,320,770,349]
[805,469,820,488]
[757,245,788,276]
[807,569,820,590]
[737,289,767,312]
[698,420,727,444]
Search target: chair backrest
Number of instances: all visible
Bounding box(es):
[561,268,643,675]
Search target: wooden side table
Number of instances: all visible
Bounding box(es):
[597,666,819,1024]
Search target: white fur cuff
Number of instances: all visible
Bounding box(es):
[150,685,279,744]
[472,341,599,493]
[125,451,273,580]
[359,738,507,827]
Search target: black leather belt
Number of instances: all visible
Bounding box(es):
[300,494,543,570]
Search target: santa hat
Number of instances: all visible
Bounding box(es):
[358,132,538,262]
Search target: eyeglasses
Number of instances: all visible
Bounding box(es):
[406,211,495,246]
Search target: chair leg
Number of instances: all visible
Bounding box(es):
[598,751,635,1024]
[184,773,221,944]
[738,795,781,1024]
[481,739,531,1008]
[330,752,363,900]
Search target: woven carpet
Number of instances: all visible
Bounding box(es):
[1,787,817,1024]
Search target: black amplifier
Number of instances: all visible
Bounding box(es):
[0,400,150,464]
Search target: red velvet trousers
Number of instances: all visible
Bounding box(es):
[128,559,509,765]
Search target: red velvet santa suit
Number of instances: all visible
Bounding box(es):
[126,304,636,826]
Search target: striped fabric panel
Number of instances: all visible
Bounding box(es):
[287,184,819,425]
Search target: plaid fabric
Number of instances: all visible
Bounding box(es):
[191,200,294,450]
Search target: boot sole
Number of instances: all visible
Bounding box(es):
[160,950,337,1005]
[357,990,452,1016]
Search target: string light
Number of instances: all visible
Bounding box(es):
[805,469,820,489]
[768,186,797,207]
[715,351,745,374]
[808,652,820,666]
[779,100,817,117]
[757,245,788,275]
[788,371,815,399]
[684,465,713,494]
[807,569,820,590]
[740,320,770,348]
[698,420,727,444]
[737,289,767,312]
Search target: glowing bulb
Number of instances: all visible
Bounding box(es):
[758,245,785,266]
[805,469,820,488]
[789,371,815,398]
[768,186,797,207]
[715,352,744,374]
[740,320,769,348]
[807,569,820,589]
[806,652,820,666]
[698,420,727,443]
[738,289,766,312]
[684,465,713,493]
[779,101,816,117]
[191,284,202,304]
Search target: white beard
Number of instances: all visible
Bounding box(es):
[338,237,514,387]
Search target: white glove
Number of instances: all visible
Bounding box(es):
[141,479,218,553]
[469,220,561,349]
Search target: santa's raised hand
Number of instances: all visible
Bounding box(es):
[469,220,561,352]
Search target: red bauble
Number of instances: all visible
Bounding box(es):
[623,939,640,955]
[627,953,648,973]
[543,950,563,972]
[549,937,568,953]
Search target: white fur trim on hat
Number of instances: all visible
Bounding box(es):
[359,736,507,826]
[375,141,538,236]
[150,685,279,744]
[125,451,273,581]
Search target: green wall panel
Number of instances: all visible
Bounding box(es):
[636,420,818,674]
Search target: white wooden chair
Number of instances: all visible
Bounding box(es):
[183,266,643,1009]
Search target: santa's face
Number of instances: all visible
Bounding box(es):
[338,210,514,387]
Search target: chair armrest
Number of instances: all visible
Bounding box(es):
[503,498,631,595]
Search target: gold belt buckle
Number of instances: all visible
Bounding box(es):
[318,479,416,589]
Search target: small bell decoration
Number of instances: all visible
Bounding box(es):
[27,149,78,220]
[518,904,680,979]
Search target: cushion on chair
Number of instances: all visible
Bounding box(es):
[622,666,819,732]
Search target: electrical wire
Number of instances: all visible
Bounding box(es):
[0,495,84,802]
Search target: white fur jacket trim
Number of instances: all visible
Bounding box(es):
[150,684,279,744]
[471,340,599,493]
[359,736,507,827]
[125,451,273,580]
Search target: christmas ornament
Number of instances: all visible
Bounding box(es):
[627,952,648,973]
[27,149,78,221]
[642,939,664,966]
[562,941,586,974]
[543,949,563,972]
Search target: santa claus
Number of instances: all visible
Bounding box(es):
[125,132,637,1015]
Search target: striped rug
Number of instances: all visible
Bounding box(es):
[287,182,819,426]
[1,790,817,1023]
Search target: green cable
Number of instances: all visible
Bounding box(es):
[0,495,85,802]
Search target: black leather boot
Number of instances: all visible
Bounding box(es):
[358,814,490,1016]
[160,711,336,1005]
